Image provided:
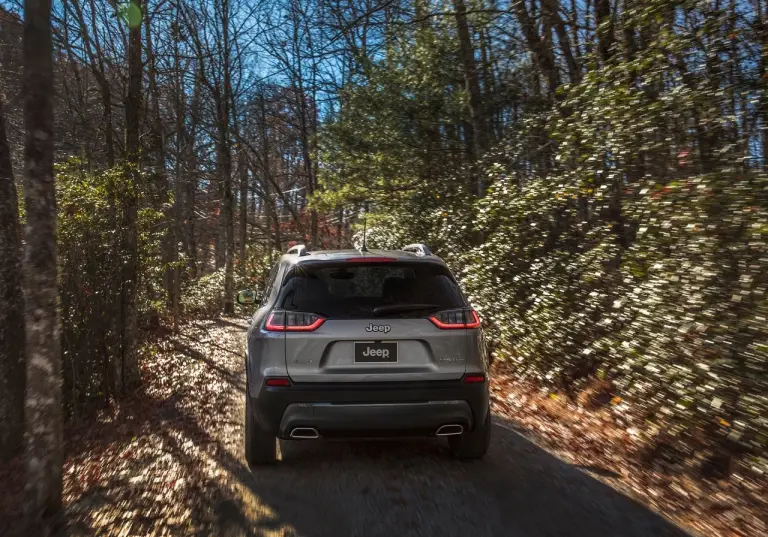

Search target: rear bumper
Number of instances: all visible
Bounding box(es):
[251,379,489,439]
[279,401,474,438]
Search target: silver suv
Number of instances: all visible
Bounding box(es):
[237,244,491,464]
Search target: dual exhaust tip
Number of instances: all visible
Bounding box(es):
[289,424,464,439]
[290,427,319,439]
[435,424,463,436]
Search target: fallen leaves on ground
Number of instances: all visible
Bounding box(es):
[0,317,252,537]
[490,363,768,537]
[62,318,252,536]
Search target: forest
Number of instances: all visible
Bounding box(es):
[0,0,766,535]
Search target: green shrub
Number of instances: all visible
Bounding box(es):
[57,159,162,413]
[180,268,229,317]
[180,250,276,317]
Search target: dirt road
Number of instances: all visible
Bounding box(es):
[59,317,691,537]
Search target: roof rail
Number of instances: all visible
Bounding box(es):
[286,244,310,257]
[401,243,432,257]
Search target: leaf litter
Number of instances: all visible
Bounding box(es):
[1,317,261,537]
[490,362,768,537]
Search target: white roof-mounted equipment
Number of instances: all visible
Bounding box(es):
[287,244,310,257]
[401,243,432,257]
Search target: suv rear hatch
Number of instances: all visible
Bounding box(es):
[270,258,476,383]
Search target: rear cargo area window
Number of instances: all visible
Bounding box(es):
[276,262,466,319]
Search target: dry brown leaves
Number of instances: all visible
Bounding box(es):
[490,363,768,537]
[0,317,251,537]
[60,318,251,536]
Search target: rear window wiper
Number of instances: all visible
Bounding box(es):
[372,304,441,316]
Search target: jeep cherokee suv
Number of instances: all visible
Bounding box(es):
[237,244,491,464]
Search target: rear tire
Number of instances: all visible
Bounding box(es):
[449,408,491,459]
[245,392,277,465]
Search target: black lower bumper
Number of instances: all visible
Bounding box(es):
[252,379,489,439]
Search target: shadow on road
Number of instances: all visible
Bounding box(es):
[210,416,693,537]
[54,317,694,537]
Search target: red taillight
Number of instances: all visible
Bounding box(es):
[345,257,396,263]
[265,377,291,387]
[429,309,481,329]
[265,311,325,332]
[463,374,486,384]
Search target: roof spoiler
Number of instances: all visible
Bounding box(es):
[287,244,310,257]
[401,243,432,257]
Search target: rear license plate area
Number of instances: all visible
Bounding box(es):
[354,342,398,363]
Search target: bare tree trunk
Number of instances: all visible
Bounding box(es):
[121,0,143,392]
[620,0,647,184]
[452,0,487,171]
[144,10,179,318]
[727,0,742,159]
[221,0,235,315]
[262,178,274,257]
[451,0,488,244]
[0,96,25,463]
[101,84,115,167]
[299,118,318,247]
[259,94,281,252]
[758,0,768,170]
[145,8,175,314]
[595,0,615,63]
[584,0,594,57]
[543,7,556,89]
[185,177,198,276]
[622,0,639,72]
[272,200,282,252]
[238,153,248,275]
[215,190,225,269]
[68,0,115,167]
[91,70,115,167]
[479,24,500,144]
[290,0,320,249]
[172,9,185,330]
[64,0,121,385]
[543,0,580,83]
[569,0,582,59]
[513,0,560,98]
[184,75,202,277]
[22,0,62,529]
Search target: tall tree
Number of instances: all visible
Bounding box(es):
[595,0,615,62]
[120,0,143,391]
[144,5,177,317]
[219,0,235,314]
[21,0,62,528]
[542,0,580,84]
[757,0,768,169]
[65,0,116,167]
[452,0,487,172]
[513,0,560,97]
[171,3,186,326]
[259,93,281,252]
[0,95,25,463]
[238,149,248,275]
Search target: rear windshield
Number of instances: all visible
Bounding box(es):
[276,262,466,319]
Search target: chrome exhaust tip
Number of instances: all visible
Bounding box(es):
[436,424,464,436]
[290,427,319,439]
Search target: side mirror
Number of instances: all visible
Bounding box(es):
[236,289,258,305]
